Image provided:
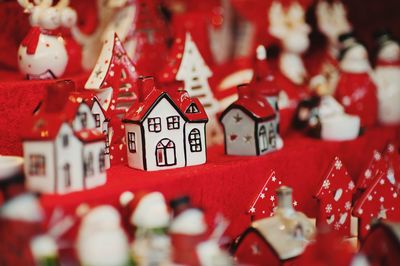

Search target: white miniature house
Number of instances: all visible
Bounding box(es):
[22,82,107,194]
[122,77,208,171]
[220,84,279,156]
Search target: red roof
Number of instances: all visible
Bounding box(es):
[251,54,280,97]
[69,91,110,121]
[123,77,208,123]
[75,129,105,143]
[22,115,66,141]
[221,83,276,121]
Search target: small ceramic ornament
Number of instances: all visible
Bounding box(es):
[129,192,171,265]
[313,0,352,95]
[268,1,312,134]
[335,39,378,128]
[374,31,400,125]
[232,186,315,265]
[22,81,107,194]
[76,205,131,266]
[159,32,221,146]
[356,150,387,194]
[17,0,81,79]
[220,83,281,156]
[361,220,400,265]
[247,170,299,221]
[353,170,400,239]
[123,77,208,171]
[314,157,355,236]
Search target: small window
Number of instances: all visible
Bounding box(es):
[78,112,88,128]
[186,103,199,114]
[84,153,94,177]
[99,150,105,172]
[128,132,136,153]
[29,155,46,176]
[189,129,202,152]
[94,114,101,128]
[148,117,161,132]
[105,135,110,155]
[62,135,69,147]
[167,116,180,130]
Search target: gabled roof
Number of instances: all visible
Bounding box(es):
[22,115,67,141]
[69,91,110,121]
[75,129,105,143]
[123,77,208,123]
[220,84,276,122]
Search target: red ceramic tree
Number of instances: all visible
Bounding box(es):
[383,142,400,185]
[356,150,387,193]
[314,157,355,236]
[353,170,400,240]
[247,170,298,221]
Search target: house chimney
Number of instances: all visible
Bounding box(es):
[276,186,295,216]
[44,80,75,113]
[137,76,155,102]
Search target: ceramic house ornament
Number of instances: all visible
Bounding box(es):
[374,31,400,125]
[22,81,107,194]
[220,83,281,156]
[123,76,208,171]
[159,32,221,146]
[17,0,81,79]
[248,171,299,221]
[233,186,316,265]
[314,157,355,236]
[353,169,400,239]
[335,39,378,128]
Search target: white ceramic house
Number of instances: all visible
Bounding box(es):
[122,77,208,171]
[22,85,107,194]
[220,84,279,156]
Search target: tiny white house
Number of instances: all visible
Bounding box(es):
[123,77,208,171]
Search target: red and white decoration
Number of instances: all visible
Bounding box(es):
[17,0,81,79]
[159,32,221,145]
[356,150,387,193]
[247,171,298,220]
[123,77,208,171]
[314,157,355,236]
[353,167,400,239]
[22,82,107,194]
[85,33,138,165]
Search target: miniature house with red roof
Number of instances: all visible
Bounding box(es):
[22,82,107,194]
[314,157,355,237]
[219,83,279,156]
[122,77,208,171]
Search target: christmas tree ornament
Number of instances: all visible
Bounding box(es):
[268,1,312,134]
[76,205,131,266]
[123,76,208,171]
[314,157,356,236]
[16,0,81,79]
[374,30,400,125]
[159,31,221,146]
[335,39,378,128]
[247,171,299,221]
[85,33,138,165]
[353,169,400,240]
[22,81,107,194]
[220,82,281,156]
[361,220,400,265]
[129,191,171,265]
[232,186,316,265]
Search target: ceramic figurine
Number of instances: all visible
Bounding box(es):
[248,170,299,221]
[313,0,352,95]
[361,220,400,265]
[220,83,281,156]
[17,0,81,79]
[232,186,316,265]
[76,205,131,266]
[374,31,400,125]
[129,192,171,265]
[122,76,208,171]
[314,157,355,236]
[353,169,400,239]
[355,150,387,195]
[335,39,378,128]
[159,32,221,146]
[22,81,107,194]
[268,1,312,135]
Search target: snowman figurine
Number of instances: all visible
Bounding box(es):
[374,30,400,125]
[17,0,79,79]
[335,38,378,128]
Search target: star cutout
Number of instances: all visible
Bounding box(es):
[260,193,265,199]
[271,176,276,182]
[251,243,261,255]
[249,207,255,213]
[244,135,252,143]
[233,113,243,123]
[378,205,387,219]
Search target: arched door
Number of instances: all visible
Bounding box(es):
[156,138,177,167]
[259,125,268,152]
